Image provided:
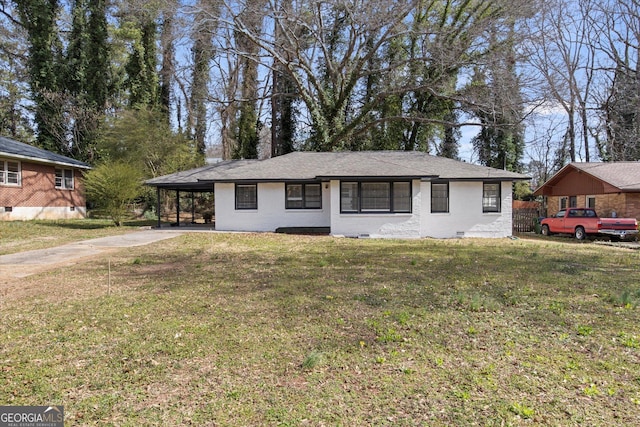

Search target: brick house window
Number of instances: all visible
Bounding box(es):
[1,160,21,186]
[55,168,74,190]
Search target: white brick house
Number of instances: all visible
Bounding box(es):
[147,151,529,238]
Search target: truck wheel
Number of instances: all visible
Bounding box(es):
[541,225,551,236]
[575,226,586,240]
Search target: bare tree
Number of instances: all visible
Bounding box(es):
[524,0,599,162]
[590,0,640,160]
[203,0,534,152]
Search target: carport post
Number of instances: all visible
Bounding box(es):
[176,190,180,226]
[156,187,161,228]
[191,191,195,223]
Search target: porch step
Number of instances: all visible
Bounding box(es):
[275,227,330,235]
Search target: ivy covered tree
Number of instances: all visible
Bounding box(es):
[124,14,159,110]
[270,0,298,157]
[64,0,109,162]
[468,66,525,172]
[232,0,266,159]
[465,25,525,172]
[0,2,33,140]
[189,3,215,156]
[598,61,640,161]
[15,0,65,153]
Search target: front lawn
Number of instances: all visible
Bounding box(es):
[1,233,639,425]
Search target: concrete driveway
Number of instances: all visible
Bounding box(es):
[0,229,184,278]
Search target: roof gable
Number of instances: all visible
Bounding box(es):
[0,136,90,169]
[534,162,640,196]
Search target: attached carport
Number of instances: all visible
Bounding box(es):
[145,160,258,228]
[148,180,214,228]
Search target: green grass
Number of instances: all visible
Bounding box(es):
[1,232,640,425]
[0,219,158,255]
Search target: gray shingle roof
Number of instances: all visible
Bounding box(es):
[570,162,640,191]
[145,160,258,189]
[0,136,91,169]
[146,151,528,189]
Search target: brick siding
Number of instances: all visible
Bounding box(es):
[0,161,86,208]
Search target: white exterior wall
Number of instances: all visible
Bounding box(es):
[420,181,513,238]
[214,180,513,238]
[0,206,87,221]
[329,179,422,238]
[214,182,331,232]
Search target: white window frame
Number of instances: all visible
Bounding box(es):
[1,159,21,186]
[560,197,568,210]
[586,195,596,209]
[55,168,74,190]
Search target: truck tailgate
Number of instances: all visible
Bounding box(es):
[599,219,637,230]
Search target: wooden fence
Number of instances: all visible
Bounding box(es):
[512,208,542,233]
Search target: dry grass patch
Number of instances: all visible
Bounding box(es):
[1,233,640,425]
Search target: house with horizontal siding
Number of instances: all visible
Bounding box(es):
[0,136,90,220]
[534,162,640,220]
[147,151,529,239]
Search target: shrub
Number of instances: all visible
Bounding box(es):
[83,161,144,226]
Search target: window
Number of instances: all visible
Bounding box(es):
[286,183,322,209]
[361,182,390,211]
[341,182,359,212]
[482,182,501,213]
[235,184,257,209]
[55,168,74,189]
[431,182,449,213]
[1,160,21,186]
[569,196,577,208]
[393,182,411,213]
[587,196,596,209]
[560,197,568,210]
[340,181,411,213]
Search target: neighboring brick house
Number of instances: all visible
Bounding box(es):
[1,136,91,220]
[534,162,640,220]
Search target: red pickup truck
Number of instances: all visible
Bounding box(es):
[540,208,638,240]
